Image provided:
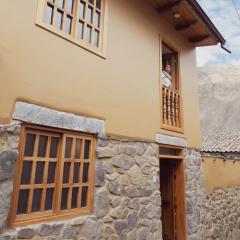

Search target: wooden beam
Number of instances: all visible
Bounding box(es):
[188,35,210,44]
[158,0,182,14]
[175,20,197,31]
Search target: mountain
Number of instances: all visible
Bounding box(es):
[197,64,240,135]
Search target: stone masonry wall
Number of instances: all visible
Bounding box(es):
[0,123,21,232]
[0,132,162,240]
[185,149,207,240]
[3,121,238,240]
[185,149,240,240]
[205,187,240,240]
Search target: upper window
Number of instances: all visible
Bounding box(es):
[9,125,96,227]
[161,43,179,91]
[36,0,108,57]
[161,42,183,132]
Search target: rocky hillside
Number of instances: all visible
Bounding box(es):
[198,64,240,135]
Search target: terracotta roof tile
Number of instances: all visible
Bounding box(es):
[202,134,240,153]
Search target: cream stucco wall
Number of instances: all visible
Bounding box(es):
[0,0,201,148]
[202,157,240,193]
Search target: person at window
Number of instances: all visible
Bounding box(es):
[162,64,172,88]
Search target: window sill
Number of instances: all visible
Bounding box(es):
[9,209,92,228]
[161,124,184,134]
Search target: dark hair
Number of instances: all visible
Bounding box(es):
[162,58,170,68]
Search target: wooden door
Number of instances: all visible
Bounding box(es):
[160,158,177,240]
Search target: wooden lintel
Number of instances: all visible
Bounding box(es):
[188,35,210,44]
[158,0,182,14]
[175,20,197,31]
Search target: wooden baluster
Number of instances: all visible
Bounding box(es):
[162,87,182,129]
[175,94,179,128]
[171,91,176,127]
[178,94,181,128]
[162,87,167,124]
[167,89,171,126]
[165,88,168,124]
[174,93,177,127]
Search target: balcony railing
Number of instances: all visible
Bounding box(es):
[162,86,183,131]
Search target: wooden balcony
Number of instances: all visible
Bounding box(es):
[162,86,183,132]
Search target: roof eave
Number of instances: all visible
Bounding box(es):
[186,0,226,46]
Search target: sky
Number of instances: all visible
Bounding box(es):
[196,0,240,67]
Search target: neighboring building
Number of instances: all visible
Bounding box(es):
[0,1,226,239]
[202,134,240,240]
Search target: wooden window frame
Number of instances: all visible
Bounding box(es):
[160,38,184,133]
[36,0,108,58]
[8,124,96,228]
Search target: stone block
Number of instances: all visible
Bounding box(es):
[106,172,119,181]
[70,217,87,226]
[121,209,129,219]
[128,199,140,210]
[139,219,152,227]
[121,199,130,208]
[110,209,122,219]
[123,146,137,156]
[146,206,160,219]
[127,212,138,231]
[81,219,100,240]
[156,134,187,147]
[38,224,51,236]
[114,220,127,235]
[135,156,145,167]
[138,187,152,197]
[103,226,115,238]
[123,186,139,198]
[151,194,161,207]
[0,151,17,181]
[17,228,35,239]
[128,165,141,186]
[97,138,110,147]
[0,234,15,240]
[102,216,113,223]
[5,125,20,134]
[135,143,146,156]
[61,226,80,239]
[126,229,137,240]
[141,164,152,175]
[13,102,105,134]
[119,175,130,186]
[111,197,121,208]
[97,148,117,158]
[137,227,150,240]
[95,188,109,218]
[38,224,63,236]
[112,156,134,170]
[109,181,122,195]
[6,135,19,150]
[104,162,113,174]
[95,160,105,187]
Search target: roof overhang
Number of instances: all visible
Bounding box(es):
[153,0,230,52]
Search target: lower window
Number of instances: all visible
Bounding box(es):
[8,125,96,227]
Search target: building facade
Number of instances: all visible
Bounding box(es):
[0,0,226,239]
